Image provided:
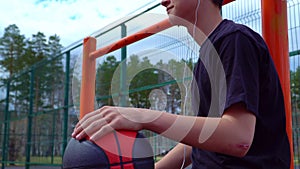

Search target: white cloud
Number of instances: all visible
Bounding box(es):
[0,0,160,47]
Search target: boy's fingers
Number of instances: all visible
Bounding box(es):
[90,124,114,141]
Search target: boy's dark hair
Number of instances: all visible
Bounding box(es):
[212,0,223,9]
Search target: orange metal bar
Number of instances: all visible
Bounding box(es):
[223,0,235,5]
[262,1,294,168]
[80,37,97,119]
[89,19,172,60]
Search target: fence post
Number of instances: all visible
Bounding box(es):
[80,37,96,119]
[2,80,10,169]
[63,51,71,154]
[26,69,35,169]
[51,111,56,164]
[261,0,294,168]
[120,23,127,107]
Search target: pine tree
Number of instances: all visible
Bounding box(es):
[0,24,27,162]
[0,24,26,78]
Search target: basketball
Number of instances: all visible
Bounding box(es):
[63,130,154,169]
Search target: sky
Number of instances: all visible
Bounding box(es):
[0,0,162,47]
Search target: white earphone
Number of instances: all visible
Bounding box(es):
[180,0,201,168]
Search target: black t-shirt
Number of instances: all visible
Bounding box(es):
[191,19,291,169]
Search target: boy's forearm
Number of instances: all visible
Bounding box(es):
[143,103,255,157]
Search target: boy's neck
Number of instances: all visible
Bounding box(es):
[188,6,223,44]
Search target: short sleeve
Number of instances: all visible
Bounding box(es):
[218,32,260,116]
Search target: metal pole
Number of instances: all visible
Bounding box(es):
[63,51,71,154]
[51,111,56,164]
[120,24,127,107]
[26,69,35,169]
[79,37,97,119]
[89,19,172,60]
[261,1,294,168]
[2,80,10,169]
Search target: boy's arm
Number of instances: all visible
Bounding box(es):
[73,102,255,157]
